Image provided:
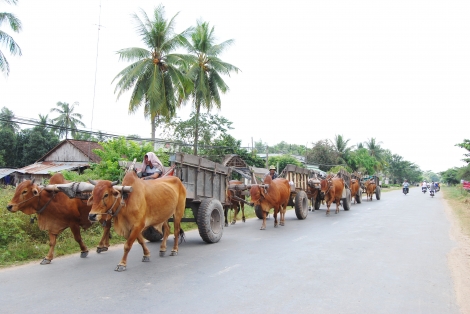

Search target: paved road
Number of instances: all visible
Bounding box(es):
[0,188,458,314]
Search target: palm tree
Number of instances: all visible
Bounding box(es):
[112,5,191,140]
[50,102,85,139]
[364,137,386,171]
[0,0,22,76]
[0,106,19,132]
[331,134,352,162]
[184,20,240,155]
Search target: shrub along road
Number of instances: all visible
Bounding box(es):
[0,188,460,313]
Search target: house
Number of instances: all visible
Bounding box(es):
[14,140,103,183]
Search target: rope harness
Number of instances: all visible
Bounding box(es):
[10,187,56,214]
[98,191,126,220]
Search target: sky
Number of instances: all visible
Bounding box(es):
[1,0,469,173]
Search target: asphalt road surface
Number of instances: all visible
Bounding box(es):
[0,188,459,314]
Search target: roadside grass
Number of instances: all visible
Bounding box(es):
[0,186,258,268]
[381,186,402,192]
[442,186,470,238]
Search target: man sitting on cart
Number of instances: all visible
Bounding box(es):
[266,165,278,180]
[137,152,164,180]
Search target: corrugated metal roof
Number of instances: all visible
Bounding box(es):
[0,168,17,179]
[16,161,90,174]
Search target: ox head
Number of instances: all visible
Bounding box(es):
[249,184,269,211]
[6,179,42,214]
[319,179,332,199]
[87,180,120,222]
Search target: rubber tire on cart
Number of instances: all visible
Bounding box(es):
[197,198,224,243]
[342,189,351,211]
[355,191,362,204]
[375,186,381,200]
[294,190,309,220]
[142,225,164,242]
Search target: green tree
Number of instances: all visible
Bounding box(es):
[0,127,16,167]
[268,154,302,173]
[184,20,240,155]
[455,139,470,163]
[0,107,19,132]
[331,134,352,164]
[307,139,341,172]
[439,167,460,185]
[50,101,85,139]
[0,0,22,76]
[348,148,378,175]
[113,5,190,141]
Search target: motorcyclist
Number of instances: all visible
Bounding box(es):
[430,181,436,193]
[402,179,410,194]
[422,181,427,193]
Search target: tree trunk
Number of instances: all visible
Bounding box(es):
[193,105,200,156]
[151,116,156,141]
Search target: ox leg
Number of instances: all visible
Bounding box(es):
[241,202,246,223]
[97,219,111,253]
[159,220,171,257]
[231,203,239,225]
[260,211,267,230]
[335,199,340,214]
[224,207,229,227]
[116,225,144,272]
[42,232,57,264]
[326,201,331,216]
[273,208,279,228]
[70,224,89,258]
[281,203,287,226]
[136,233,150,262]
[171,202,185,256]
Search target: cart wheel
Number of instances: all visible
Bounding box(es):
[342,189,351,211]
[294,190,309,220]
[314,198,321,210]
[142,225,164,242]
[355,191,362,204]
[375,186,381,200]
[255,205,264,219]
[197,198,224,243]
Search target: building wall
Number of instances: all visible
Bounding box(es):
[44,143,89,162]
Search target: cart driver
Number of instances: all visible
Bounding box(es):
[266,165,278,180]
[138,152,164,180]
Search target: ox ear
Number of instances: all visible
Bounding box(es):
[87,195,94,206]
[112,189,120,197]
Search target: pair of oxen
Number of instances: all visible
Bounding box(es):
[6,169,186,272]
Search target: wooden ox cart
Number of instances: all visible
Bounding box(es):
[360,175,382,200]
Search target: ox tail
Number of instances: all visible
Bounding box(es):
[178,228,186,244]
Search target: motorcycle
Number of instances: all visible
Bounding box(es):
[403,187,409,195]
[430,190,435,197]
[422,186,427,194]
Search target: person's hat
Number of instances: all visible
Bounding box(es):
[269,165,276,170]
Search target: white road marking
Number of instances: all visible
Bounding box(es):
[211,264,241,277]
[292,236,307,242]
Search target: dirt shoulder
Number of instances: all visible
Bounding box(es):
[444,196,470,314]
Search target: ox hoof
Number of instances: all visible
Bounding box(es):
[114,265,126,272]
[242,217,246,222]
[260,226,266,230]
[142,256,150,262]
[225,223,228,227]
[231,221,236,225]
[170,251,178,256]
[159,251,166,257]
[40,258,51,265]
[80,251,89,258]
[96,247,108,253]
[280,222,285,226]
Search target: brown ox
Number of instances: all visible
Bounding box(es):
[87,171,186,272]
[307,178,321,210]
[365,180,376,201]
[320,176,345,215]
[6,173,111,264]
[350,179,360,204]
[250,175,290,230]
[224,180,246,227]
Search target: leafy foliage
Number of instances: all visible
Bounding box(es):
[50,101,86,139]
[306,140,341,172]
[0,0,22,76]
[456,139,470,164]
[267,155,302,172]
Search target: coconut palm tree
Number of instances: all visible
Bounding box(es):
[364,137,386,171]
[0,106,19,132]
[112,5,191,140]
[50,101,85,139]
[331,134,352,162]
[0,0,22,76]
[184,20,240,155]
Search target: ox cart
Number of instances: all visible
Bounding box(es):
[360,175,381,200]
[335,169,352,211]
[250,164,311,220]
[308,169,352,211]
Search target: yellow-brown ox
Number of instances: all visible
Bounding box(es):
[87,171,186,272]
[6,173,111,264]
[350,179,360,204]
[365,180,376,201]
[224,180,246,227]
[250,175,291,230]
[320,176,345,215]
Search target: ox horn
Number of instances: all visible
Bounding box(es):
[89,179,97,186]
[31,178,35,184]
[111,181,119,186]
